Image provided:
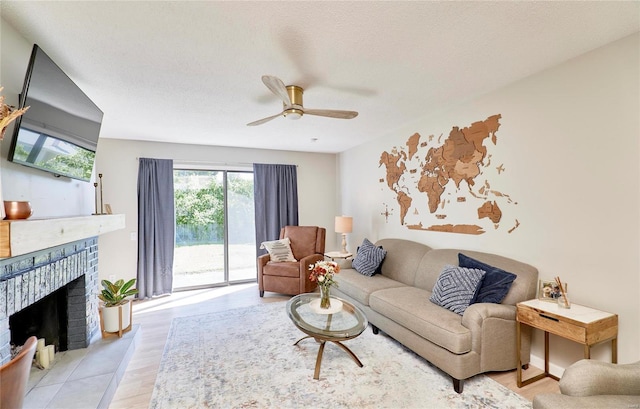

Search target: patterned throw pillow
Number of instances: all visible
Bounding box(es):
[458,253,517,304]
[352,238,387,277]
[429,265,486,315]
[260,237,297,262]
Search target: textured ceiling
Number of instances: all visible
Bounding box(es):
[1,1,638,153]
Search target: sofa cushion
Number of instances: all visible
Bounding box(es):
[262,261,300,278]
[374,239,431,285]
[260,237,296,262]
[333,268,407,306]
[369,286,472,354]
[352,238,387,277]
[458,253,516,304]
[282,226,324,260]
[430,265,486,315]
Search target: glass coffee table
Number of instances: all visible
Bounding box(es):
[286,293,368,380]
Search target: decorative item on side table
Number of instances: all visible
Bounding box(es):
[538,278,568,303]
[0,86,30,220]
[335,215,353,254]
[309,260,340,310]
[554,276,570,308]
[98,278,138,338]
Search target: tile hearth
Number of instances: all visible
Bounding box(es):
[23,325,139,409]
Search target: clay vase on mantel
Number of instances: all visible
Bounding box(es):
[3,201,33,220]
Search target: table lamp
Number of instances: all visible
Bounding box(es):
[335,216,353,254]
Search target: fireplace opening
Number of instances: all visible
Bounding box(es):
[10,286,68,352]
[0,238,100,365]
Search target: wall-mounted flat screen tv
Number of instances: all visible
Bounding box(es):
[8,44,103,182]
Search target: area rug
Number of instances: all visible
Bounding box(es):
[150,302,532,409]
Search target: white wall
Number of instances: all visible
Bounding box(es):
[94,138,337,285]
[340,33,640,370]
[1,18,95,217]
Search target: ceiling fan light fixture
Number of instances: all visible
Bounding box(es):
[284,108,303,120]
[247,75,358,126]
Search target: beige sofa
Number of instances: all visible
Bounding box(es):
[332,238,538,393]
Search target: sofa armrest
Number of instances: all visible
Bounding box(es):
[256,253,270,292]
[533,393,640,409]
[298,253,323,272]
[257,253,271,269]
[462,302,515,327]
[461,302,515,350]
[560,359,640,397]
[462,303,526,371]
[298,253,324,293]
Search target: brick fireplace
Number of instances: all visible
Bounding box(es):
[0,237,100,365]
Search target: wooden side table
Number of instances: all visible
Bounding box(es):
[324,251,353,261]
[516,299,618,387]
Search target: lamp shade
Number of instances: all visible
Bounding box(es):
[335,216,353,234]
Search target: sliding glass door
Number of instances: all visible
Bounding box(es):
[226,172,258,281]
[173,169,255,289]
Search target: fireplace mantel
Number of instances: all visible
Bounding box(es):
[0,214,125,258]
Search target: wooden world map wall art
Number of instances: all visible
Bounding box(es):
[379,114,519,235]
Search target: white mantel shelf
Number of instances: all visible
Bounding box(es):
[0,214,125,258]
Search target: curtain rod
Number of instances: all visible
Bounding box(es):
[135,157,297,167]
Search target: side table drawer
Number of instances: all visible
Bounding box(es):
[518,308,585,343]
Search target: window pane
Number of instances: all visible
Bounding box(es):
[227,172,256,282]
[173,170,225,288]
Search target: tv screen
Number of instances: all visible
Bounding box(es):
[8,44,103,182]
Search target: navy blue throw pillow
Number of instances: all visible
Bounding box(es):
[458,253,516,304]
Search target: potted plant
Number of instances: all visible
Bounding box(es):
[98,278,138,337]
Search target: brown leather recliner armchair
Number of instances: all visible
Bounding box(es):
[258,225,326,297]
[1,336,37,409]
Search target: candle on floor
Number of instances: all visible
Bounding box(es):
[36,338,45,352]
[47,345,55,362]
[39,349,50,369]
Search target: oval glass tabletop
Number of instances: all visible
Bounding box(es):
[286,293,368,340]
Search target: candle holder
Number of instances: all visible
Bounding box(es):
[93,182,100,215]
[99,173,104,214]
[93,174,105,215]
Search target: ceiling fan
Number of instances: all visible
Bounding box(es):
[247,75,358,126]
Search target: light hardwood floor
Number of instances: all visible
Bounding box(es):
[108,283,559,408]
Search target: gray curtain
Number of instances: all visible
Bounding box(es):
[253,163,298,256]
[137,157,175,299]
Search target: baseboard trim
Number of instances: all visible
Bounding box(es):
[529,354,565,379]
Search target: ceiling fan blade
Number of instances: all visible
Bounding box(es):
[303,109,358,119]
[247,111,284,126]
[262,75,291,107]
